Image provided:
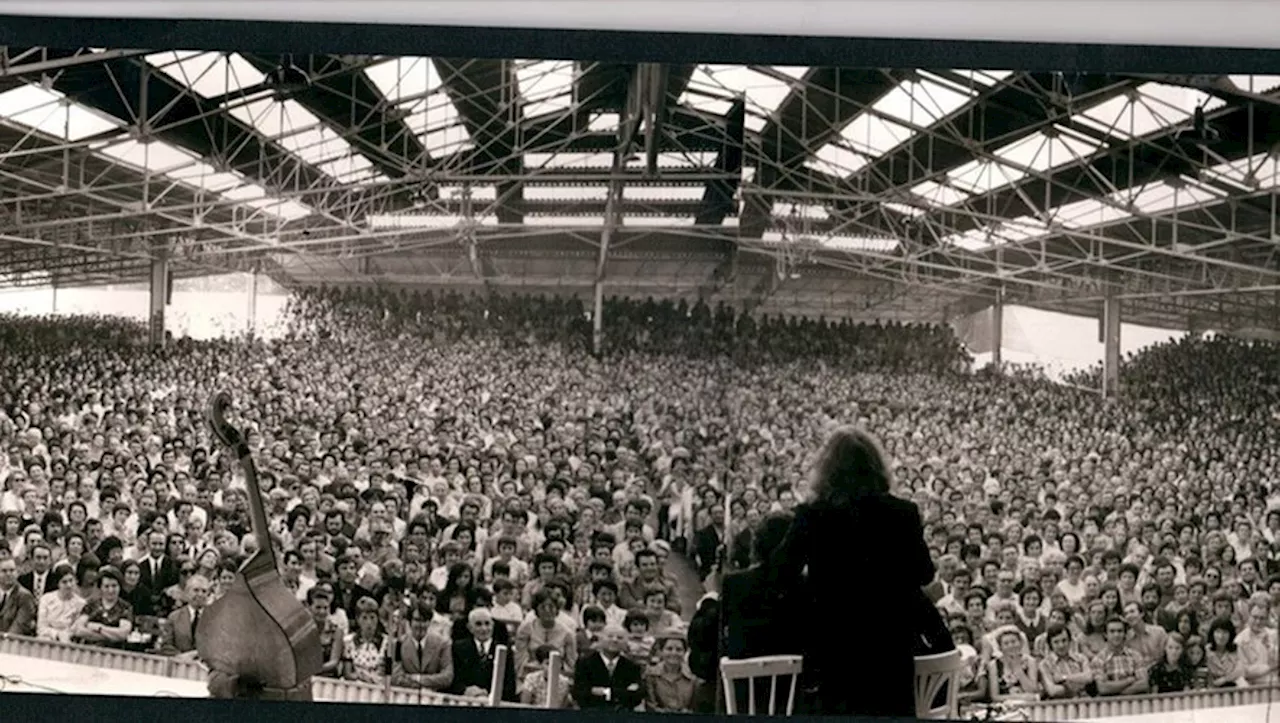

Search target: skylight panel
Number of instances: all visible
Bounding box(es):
[944,227,1001,252]
[588,111,619,132]
[1074,83,1225,140]
[524,215,605,227]
[516,60,576,117]
[0,84,122,141]
[1052,197,1130,229]
[840,111,913,158]
[681,65,807,131]
[95,139,200,176]
[910,179,971,207]
[873,77,974,127]
[625,186,706,201]
[1201,152,1280,191]
[942,126,1100,196]
[620,216,696,227]
[883,201,924,217]
[146,51,265,98]
[367,213,496,229]
[317,155,380,184]
[526,152,613,169]
[994,215,1051,244]
[165,159,244,193]
[401,94,472,157]
[1121,179,1225,216]
[821,236,900,253]
[525,186,609,201]
[1229,75,1280,94]
[946,160,1022,194]
[224,183,312,221]
[805,76,977,180]
[365,56,439,104]
[994,127,1101,175]
[228,94,390,184]
[806,142,867,177]
[941,69,1015,88]
[369,61,473,158]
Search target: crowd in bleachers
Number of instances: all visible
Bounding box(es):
[0,287,1277,713]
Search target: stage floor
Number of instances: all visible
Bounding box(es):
[0,652,208,697]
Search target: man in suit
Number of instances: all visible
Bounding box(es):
[160,574,212,658]
[392,601,454,691]
[571,625,644,711]
[17,543,57,596]
[0,556,37,636]
[139,530,180,614]
[449,608,516,701]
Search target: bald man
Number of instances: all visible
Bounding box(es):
[449,608,517,701]
[571,624,644,710]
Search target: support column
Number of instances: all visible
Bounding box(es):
[991,287,1004,371]
[246,270,259,337]
[592,282,604,356]
[148,241,169,347]
[1102,288,1122,398]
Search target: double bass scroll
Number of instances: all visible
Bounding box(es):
[197,392,324,696]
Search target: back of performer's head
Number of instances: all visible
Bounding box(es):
[752,512,794,564]
[807,425,892,504]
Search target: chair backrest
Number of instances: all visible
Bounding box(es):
[488,644,510,707]
[719,655,803,716]
[914,649,964,720]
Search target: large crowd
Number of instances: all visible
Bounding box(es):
[0,284,1277,713]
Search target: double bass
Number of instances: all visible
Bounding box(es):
[197,392,323,699]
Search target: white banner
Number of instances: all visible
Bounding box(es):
[5,0,1280,50]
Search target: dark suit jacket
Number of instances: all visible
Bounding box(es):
[160,605,200,655]
[571,651,645,711]
[391,632,454,690]
[722,565,802,661]
[138,556,180,614]
[769,495,934,717]
[449,637,517,701]
[18,570,58,596]
[0,585,37,636]
[692,526,722,580]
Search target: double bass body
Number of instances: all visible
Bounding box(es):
[197,392,324,696]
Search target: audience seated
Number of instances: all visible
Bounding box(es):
[0,287,1275,715]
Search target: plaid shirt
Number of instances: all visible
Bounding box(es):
[1091,647,1147,683]
[1042,650,1091,684]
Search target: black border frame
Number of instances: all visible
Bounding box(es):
[2,10,1279,723]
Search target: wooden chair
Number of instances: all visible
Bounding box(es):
[719,655,803,716]
[914,649,964,720]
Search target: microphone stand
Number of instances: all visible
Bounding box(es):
[383,607,402,704]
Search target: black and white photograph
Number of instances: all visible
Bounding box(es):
[0,5,1278,723]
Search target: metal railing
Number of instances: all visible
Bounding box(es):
[1019,684,1280,720]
